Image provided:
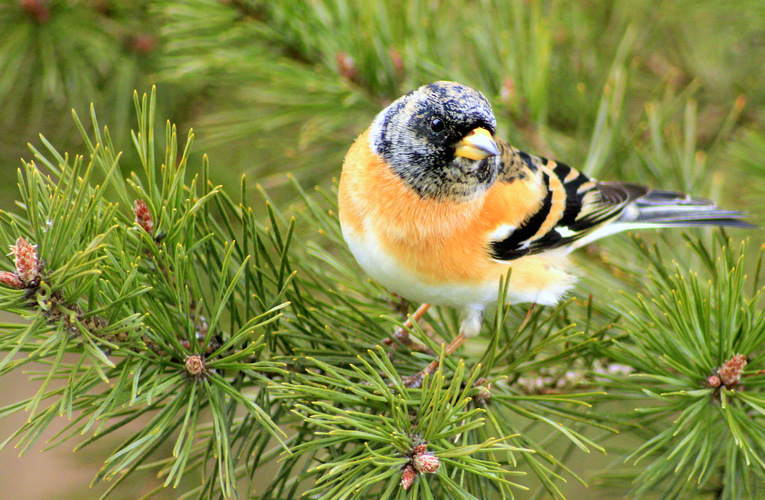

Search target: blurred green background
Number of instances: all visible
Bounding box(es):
[0,0,764,498]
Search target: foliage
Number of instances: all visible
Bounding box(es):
[595,235,765,499]
[0,1,763,499]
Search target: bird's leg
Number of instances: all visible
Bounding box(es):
[401,307,483,389]
[401,332,468,388]
[519,303,536,331]
[382,303,433,355]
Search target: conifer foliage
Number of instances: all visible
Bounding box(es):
[0,1,764,499]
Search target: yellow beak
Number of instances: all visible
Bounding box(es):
[454,127,499,160]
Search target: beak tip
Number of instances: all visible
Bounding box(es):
[455,127,499,161]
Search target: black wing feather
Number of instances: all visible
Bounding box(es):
[489,147,753,262]
[490,155,645,261]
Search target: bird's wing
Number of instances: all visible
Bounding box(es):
[488,144,647,261]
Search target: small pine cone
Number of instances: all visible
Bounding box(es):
[735,95,746,111]
[718,354,747,388]
[129,34,157,55]
[707,375,721,388]
[10,237,39,285]
[185,355,206,376]
[133,199,155,235]
[411,443,428,456]
[335,51,358,82]
[389,48,404,76]
[0,271,23,289]
[501,76,517,106]
[412,451,440,474]
[20,0,51,23]
[400,464,416,490]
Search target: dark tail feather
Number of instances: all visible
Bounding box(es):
[619,189,757,229]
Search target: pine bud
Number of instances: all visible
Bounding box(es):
[129,34,157,55]
[735,95,746,111]
[389,48,404,76]
[20,0,50,24]
[10,237,39,285]
[412,443,427,456]
[400,464,416,490]
[335,51,358,82]
[133,199,155,235]
[0,271,23,289]
[410,442,440,474]
[707,375,721,388]
[718,354,747,388]
[185,355,206,376]
[412,451,440,474]
[500,76,517,106]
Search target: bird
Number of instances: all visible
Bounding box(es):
[338,81,752,387]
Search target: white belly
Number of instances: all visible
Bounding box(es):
[342,225,569,308]
[343,225,497,307]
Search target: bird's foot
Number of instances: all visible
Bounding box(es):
[382,303,433,356]
[382,327,434,355]
[400,360,440,389]
[398,332,470,388]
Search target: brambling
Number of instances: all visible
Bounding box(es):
[338,81,751,386]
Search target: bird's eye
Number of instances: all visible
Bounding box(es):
[429,117,445,133]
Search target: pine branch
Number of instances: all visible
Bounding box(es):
[597,234,765,499]
[0,2,762,498]
[0,89,293,497]
[0,88,638,498]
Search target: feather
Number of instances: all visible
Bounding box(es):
[619,189,756,228]
[489,144,755,261]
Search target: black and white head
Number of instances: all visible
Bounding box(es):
[369,81,500,201]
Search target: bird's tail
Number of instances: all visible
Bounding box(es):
[567,186,755,252]
[619,189,755,228]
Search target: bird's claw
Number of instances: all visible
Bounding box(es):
[401,372,425,389]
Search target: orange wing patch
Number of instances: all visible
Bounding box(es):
[530,166,566,242]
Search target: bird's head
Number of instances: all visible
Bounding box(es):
[369,81,500,201]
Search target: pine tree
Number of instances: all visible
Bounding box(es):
[0,1,764,499]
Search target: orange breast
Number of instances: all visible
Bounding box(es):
[339,129,547,286]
